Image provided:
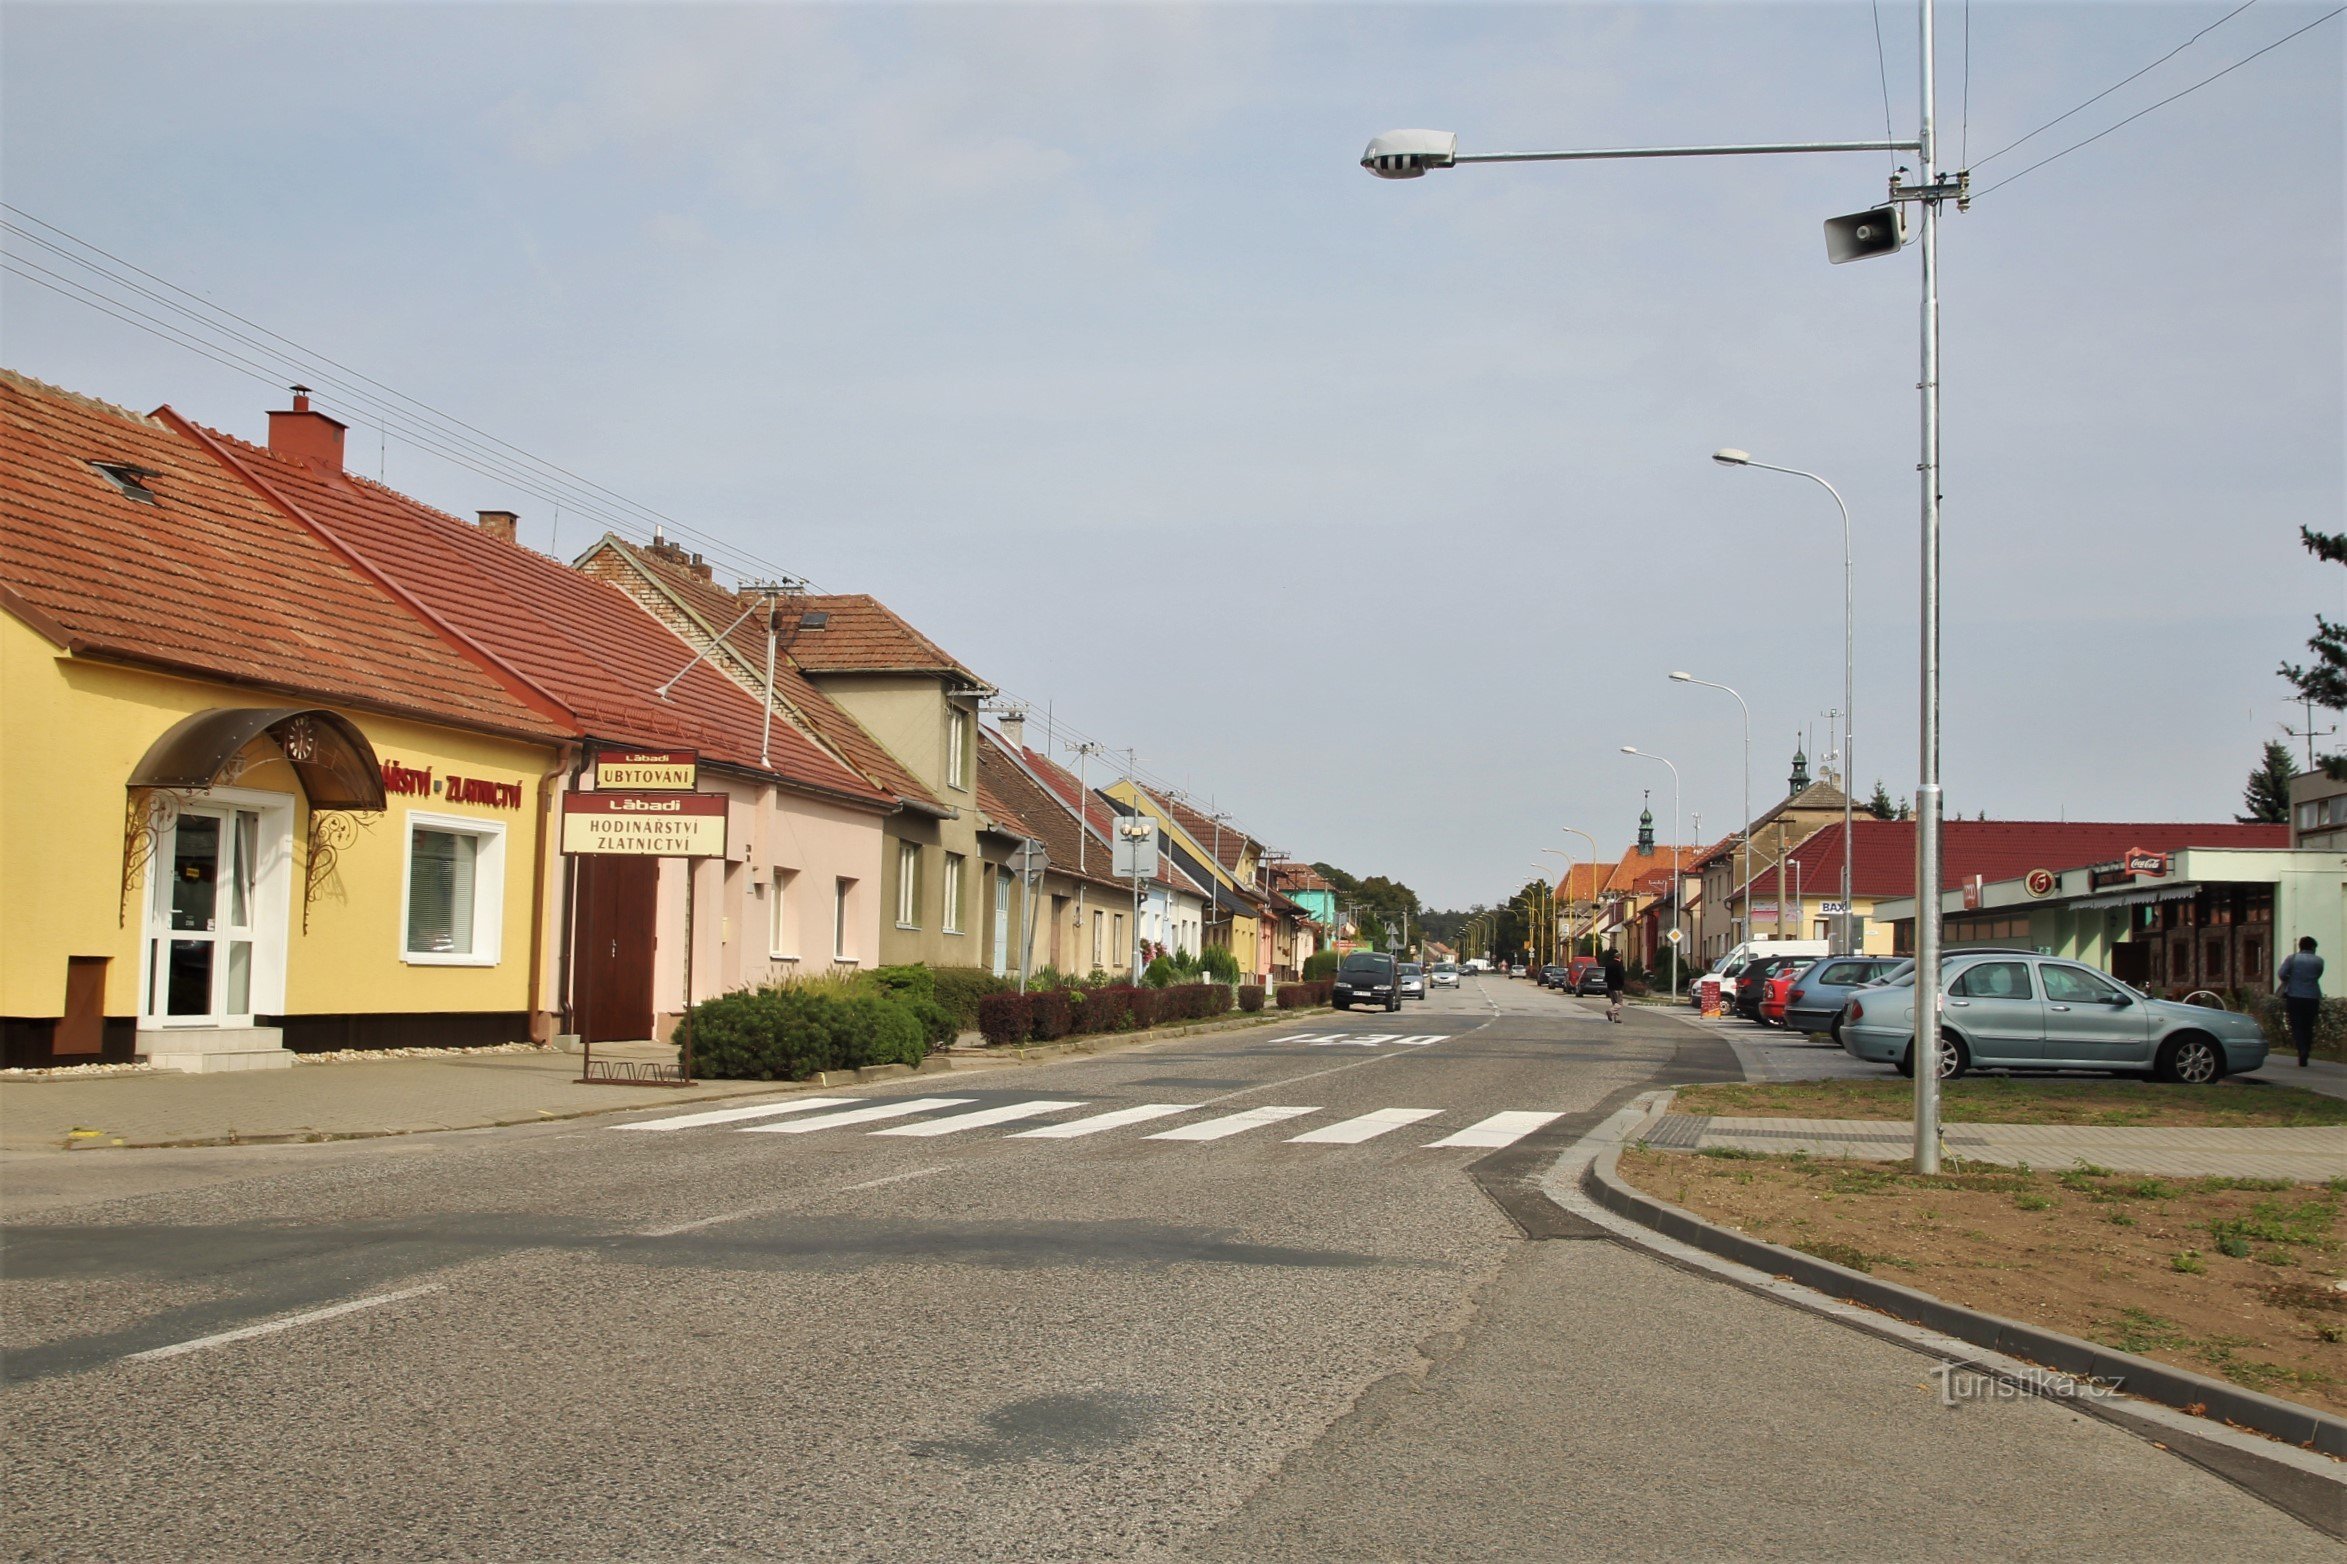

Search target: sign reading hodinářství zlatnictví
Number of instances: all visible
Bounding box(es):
[561,791,728,857]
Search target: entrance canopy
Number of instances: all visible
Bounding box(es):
[129,707,386,810]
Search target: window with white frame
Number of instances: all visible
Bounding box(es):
[942,852,965,933]
[1091,909,1105,967]
[946,706,971,791]
[402,813,505,964]
[896,841,921,928]
[769,867,798,958]
[834,877,855,961]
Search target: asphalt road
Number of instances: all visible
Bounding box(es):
[2,977,2332,1561]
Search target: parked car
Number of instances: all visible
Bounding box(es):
[1398,962,1427,1001]
[1696,938,1833,1008]
[1760,970,1798,1027]
[1781,956,1908,1040]
[1839,952,2269,1082]
[1537,964,1569,989]
[1430,962,1460,988]
[1733,954,1817,1023]
[1333,951,1401,1012]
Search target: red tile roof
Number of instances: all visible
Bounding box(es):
[975,734,1126,893]
[1012,740,1205,895]
[1603,844,1702,896]
[788,594,986,686]
[1156,791,1254,875]
[1553,861,1611,902]
[581,538,946,813]
[1753,819,2294,900]
[184,420,890,807]
[0,371,565,741]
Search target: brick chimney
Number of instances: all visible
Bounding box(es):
[688,551,714,581]
[476,510,518,543]
[267,386,346,471]
[999,711,1026,750]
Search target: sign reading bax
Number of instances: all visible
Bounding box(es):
[560,791,728,857]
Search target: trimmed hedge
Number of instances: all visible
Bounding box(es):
[1029,989,1072,1041]
[930,965,1011,1028]
[1276,981,1333,1009]
[1238,984,1266,1012]
[977,992,1031,1047]
[688,986,928,1081]
[1301,950,1340,981]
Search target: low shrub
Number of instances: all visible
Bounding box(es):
[1238,984,1265,1012]
[976,992,1032,1047]
[1142,956,1181,988]
[1199,946,1242,984]
[1301,950,1340,982]
[928,965,1010,1028]
[2246,993,2347,1062]
[1029,988,1072,1041]
[1125,986,1163,1029]
[1276,981,1333,1009]
[1083,986,1135,1033]
[868,964,936,1003]
[685,976,933,1080]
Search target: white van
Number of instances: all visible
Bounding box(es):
[1705,939,1832,1002]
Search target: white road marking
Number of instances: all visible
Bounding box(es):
[1389,1035,1448,1046]
[1287,1108,1444,1144]
[834,1166,952,1192]
[1423,1111,1566,1149]
[870,1100,1086,1137]
[738,1096,975,1134]
[1307,1035,1381,1048]
[1144,1105,1319,1142]
[1008,1103,1194,1139]
[637,1166,953,1236]
[126,1286,443,1363]
[613,1097,856,1132]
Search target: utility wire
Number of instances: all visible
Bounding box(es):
[1975,5,2342,197]
[0,205,812,587]
[1869,0,1898,171]
[1973,0,2263,168]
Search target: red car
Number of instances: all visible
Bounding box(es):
[1760,970,1797,1027]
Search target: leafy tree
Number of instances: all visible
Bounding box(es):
[2280,526,2347,712]
[1866,780,1895,820]
[2239,739,2297,824]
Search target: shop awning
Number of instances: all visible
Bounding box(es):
[2070,883,2201,912]
[129,707,385,810]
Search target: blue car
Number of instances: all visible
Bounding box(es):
[1781,957,1908,1041]
[1840,952,2269,1082]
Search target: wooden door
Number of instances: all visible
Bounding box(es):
[57,957,109,1056]
[576,855,658,1043]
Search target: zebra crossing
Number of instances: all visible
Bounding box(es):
[614,1094,1562,1149]
[1282,1031,1451,1049]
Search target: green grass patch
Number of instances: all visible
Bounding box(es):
[2172,1250,2207,1274]
[2096,1307,2189,1354]
[1671,1077,2347,1129]
[2209,1192,2340,1251]
[1793,1239,1876,1272]
[2014,1193,2056,1212]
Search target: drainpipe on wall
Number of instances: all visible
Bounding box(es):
[525,744,574,1042]
[555,742,595,1038]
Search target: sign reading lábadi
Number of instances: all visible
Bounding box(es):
[595,749,698,792]
[561,791,727,857]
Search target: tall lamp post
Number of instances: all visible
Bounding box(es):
[1713,451,1855,958]
[1361,0,1955,1169]
[1618,748,1683,998]
[1667,672,1749,960]
[1540,847,1578,962]
[1557,826,1597,955]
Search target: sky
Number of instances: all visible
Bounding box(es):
[4,1,2340,910]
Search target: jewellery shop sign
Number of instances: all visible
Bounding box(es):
[561,778,727,860]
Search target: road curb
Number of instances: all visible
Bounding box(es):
[1542,1092,2347,1540]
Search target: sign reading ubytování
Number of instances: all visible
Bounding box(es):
[594,749,698,792]
[561,791,728,857]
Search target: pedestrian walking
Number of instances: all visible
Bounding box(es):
[2278,936,2325,1068]
[1602,950,1628,1024]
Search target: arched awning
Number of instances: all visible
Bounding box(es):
[128,707,386,810]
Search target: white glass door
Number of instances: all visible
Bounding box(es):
[992,873,1011,977]
[146,806,260,1025]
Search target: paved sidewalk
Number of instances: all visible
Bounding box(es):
[0,1047,809,1152]
[1644,1111,2347,1181]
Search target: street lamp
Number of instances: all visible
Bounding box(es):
[1557,826,1597,956]
[1540,847,1579,963]
[1361,0,1955,1169]
[1619,747,1684,998]
[1668,672,1749,961]
[1713,451,1856,959]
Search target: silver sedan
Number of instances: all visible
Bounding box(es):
[1840,952,2269,1083]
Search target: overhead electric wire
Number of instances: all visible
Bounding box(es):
[1974,4,2342,197]
[1973,0,2264,168]
[1869,0,1898,171]
[0,205,814,587]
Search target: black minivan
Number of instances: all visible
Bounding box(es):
[1333,951,1401,1012]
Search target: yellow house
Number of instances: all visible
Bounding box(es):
[1103,782,1270,981]
[0,372,569,1069]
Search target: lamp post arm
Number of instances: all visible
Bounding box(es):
[1457,140,1918,165]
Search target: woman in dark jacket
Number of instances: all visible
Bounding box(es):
[1601,951,1629,1023]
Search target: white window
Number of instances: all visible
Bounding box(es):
[402,812,505,965]
[769,867,797,958]
[947,706,971,791]
[896,841,921,928]
[1113,912,1125,966]
[943,852,965,933]
[834,877,855,962]
[1091,909,1105,967]
[2302,801,2322,828]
